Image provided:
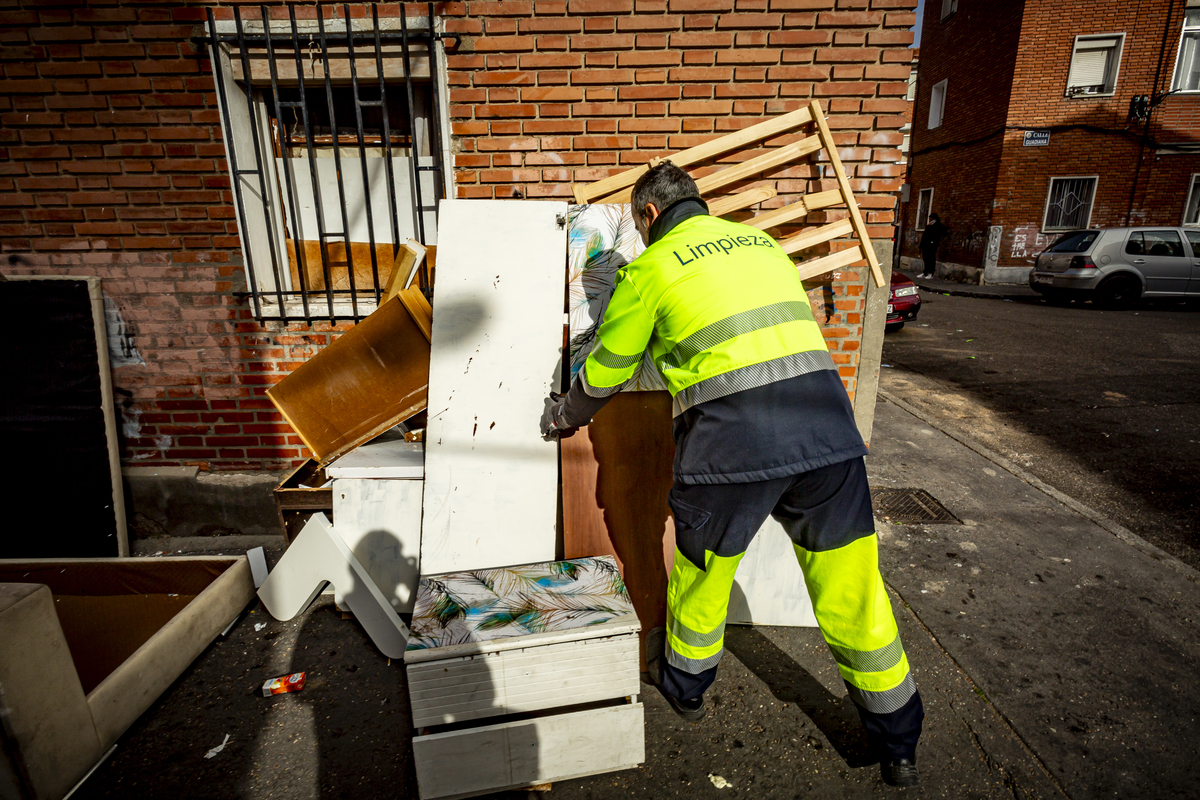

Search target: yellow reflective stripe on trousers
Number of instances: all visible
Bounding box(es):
[665,548,744,674]
[794,534,916,705]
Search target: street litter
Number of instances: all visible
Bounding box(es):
[262,672,306,697]
[203,734,230,759]
[708,773,733,789]
[254,622,267,632]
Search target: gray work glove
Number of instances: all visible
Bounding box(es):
[540,392,573,440]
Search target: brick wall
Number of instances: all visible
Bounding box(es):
[1,0,915,472]
[905,0,1200,272]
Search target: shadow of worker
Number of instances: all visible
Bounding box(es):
[724,582,874,768]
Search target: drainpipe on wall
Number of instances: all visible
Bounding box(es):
[1126,0,1177,225]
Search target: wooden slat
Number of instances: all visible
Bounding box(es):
[572,106,815,204]
[706,185,776,217]
[746,189,843,231]
[408,634,641,726]
[412,703,645,800]
[383,240,426,303]
[794,245,865,283]
[693,134,822,196]
[808,99,885,288]
[779,217,855,255]
[397,287,433,342]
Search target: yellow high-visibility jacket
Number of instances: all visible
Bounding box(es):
[582,211,835,416]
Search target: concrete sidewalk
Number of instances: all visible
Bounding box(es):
[867,394,1200,799]
[74,394,1198,799]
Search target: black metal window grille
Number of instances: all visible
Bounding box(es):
[1043,177,1097,232]
[205,4,448,324]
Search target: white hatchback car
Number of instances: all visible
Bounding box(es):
[1028,227,1200,306]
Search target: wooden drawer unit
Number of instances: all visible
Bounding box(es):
[406,619,640,727]
[405,557,645,799]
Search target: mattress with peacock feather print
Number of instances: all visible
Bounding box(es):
[406,555,635,651]
[566,204,669,392]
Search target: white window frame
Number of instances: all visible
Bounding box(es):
[1041,176,1099,233]
[207,16,452,320]
[928,79,947,130]
[1065,33,1126,97]
[1184,174,1200,227]
[1171,5,1200,93]
[941,0,958,21]
[916,188,934,231]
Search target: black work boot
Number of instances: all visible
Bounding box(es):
[645,626,707,722]
[880,756,919,787]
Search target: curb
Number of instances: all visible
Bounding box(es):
[912,281,1039,301]
[877,389,1200,585]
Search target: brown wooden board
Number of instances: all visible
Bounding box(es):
[267,294,431,466]
[287,239,398,293]
[561,392,677,669]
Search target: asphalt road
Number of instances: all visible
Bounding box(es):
[880,291,1200,569]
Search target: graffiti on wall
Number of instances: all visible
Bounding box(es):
[1009,226,1051,260]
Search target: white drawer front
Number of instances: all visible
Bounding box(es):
[413,702,644,800]
[407,633,639,727]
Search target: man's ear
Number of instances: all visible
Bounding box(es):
[644,202,661,226]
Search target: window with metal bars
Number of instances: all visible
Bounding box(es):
[205,4,448,324]
[1042,177,1098,232]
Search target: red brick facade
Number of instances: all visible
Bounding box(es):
[904,0,1200,276]
[1,0,915,472]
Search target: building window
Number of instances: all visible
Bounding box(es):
[1185,174,1200,226]
[206,6,448,324]
[916,188,934,230]
[1066,34,1125,97]
[906,67,917,101]
[1042,177,1098,231]
[928,79,947,129]
[1173,6,1200,93]
[941,0,958,21]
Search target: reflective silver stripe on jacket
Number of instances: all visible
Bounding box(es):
[590,340,645,371]
[827,634,906,675]
[666,641,725,675]
[657,300,816,371]
[844,673,917,715]
[672,349,837,416]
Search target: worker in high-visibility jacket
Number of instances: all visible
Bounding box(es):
[541,162,923,787]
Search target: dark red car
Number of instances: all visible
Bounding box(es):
[886,272,921,332]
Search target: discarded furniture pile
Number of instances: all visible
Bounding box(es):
[0,100,885,800]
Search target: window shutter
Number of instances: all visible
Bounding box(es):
[1068,38,1118,90]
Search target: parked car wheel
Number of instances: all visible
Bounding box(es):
[1096,274,1141,309]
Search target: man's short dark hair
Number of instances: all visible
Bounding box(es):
[631,161,701,219]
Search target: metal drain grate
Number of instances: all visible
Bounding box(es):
[871,488,959,525]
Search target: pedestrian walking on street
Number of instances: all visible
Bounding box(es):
[919,213,948,278]
[541,162,925,788]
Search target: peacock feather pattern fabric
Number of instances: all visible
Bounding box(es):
[566,204,667,392]
[406,555,635,650]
